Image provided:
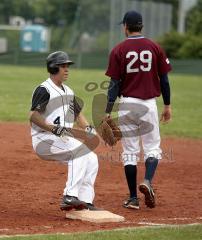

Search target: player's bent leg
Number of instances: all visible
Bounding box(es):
[64,156,87,197]
[32,133,79,162]
[78,152,99,208]
[118,102,141,210]
[141,98,161,157]
[122,154,140,210]
[144,157,159,182]
[140,100,161,208]
[32,134,91,210]
[139,156,160,208]
[62,154,92,211]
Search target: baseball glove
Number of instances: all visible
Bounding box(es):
[99,118,122,146]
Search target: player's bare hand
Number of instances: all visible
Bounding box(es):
[160,105,172,124]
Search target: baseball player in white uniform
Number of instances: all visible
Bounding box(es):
[29,51,99,211]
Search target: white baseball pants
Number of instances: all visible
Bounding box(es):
[32,133,98,204]
[118,97,162,166]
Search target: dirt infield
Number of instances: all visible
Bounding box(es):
[0,123,202,235]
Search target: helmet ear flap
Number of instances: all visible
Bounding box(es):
[47,65,59,74]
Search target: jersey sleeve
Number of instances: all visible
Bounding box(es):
[105,48,121,80]
[30,86,50,112]
[73,96,82,119]
[157,46,172,75]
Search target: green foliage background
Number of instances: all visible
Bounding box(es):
[157,0,202,59]
[157,32,202,59]
[0,0,201,59]
[186,0,202,35]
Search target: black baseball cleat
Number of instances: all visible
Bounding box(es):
[123,197,140,210]
[139,182,155,208]
[60,195,87,211]
[84,203,102,211]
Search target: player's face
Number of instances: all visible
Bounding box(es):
[58,63,69,81]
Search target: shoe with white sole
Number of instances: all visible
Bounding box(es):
[139,182,155,208]
[60,195,86,211]
[123,197,140,210]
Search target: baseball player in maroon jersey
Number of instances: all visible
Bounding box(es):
[105,11,172,209]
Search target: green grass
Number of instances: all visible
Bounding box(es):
[157,73,202,138]
[0,65,201,138]
[1,224,202,240]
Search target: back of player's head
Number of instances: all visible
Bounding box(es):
[120,10,143,32]
[46,51,74,74]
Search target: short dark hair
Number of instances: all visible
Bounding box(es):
[126,23,143,33]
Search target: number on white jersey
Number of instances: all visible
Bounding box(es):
[126,50,152,73]
[54,116,61,125]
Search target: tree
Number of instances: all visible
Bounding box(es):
[0,0,78,26]
[79,0,110,34]
[32,0,78,26]
[186,0,202,35]
[0,0,36,23]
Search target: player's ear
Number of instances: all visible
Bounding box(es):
[124,25,129,36]
[123,24,127,30]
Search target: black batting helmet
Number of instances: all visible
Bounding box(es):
[46,51,74,74]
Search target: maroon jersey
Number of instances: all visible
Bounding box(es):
[105,36,172,99]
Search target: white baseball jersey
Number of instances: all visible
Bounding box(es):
[31,78,75,137]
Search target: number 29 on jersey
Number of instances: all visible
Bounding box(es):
[126,50,152,73]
